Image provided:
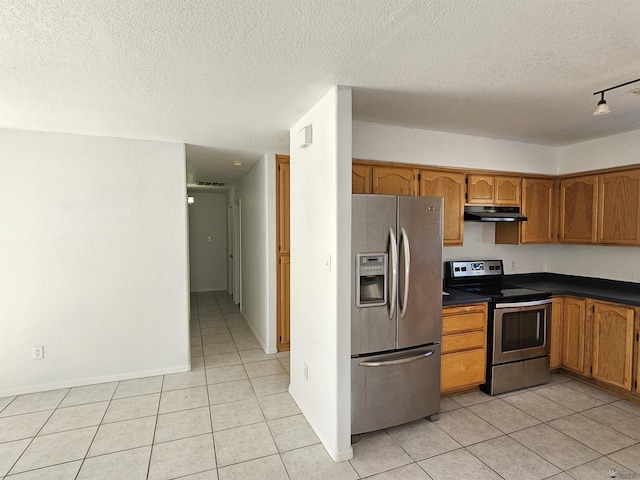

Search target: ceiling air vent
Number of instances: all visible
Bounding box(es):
[197,181,226,187]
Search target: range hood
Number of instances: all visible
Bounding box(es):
[464,206,528,222]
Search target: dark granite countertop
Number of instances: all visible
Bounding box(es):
[504,273,640,307]
[442,288,491,307]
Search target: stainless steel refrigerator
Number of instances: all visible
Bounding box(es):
[351,194,443,436]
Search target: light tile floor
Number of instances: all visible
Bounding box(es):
[1,291,639,479]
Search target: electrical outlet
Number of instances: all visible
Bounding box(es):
[33,346,44,360]
[511,260,517,271]
[304,363,308,380]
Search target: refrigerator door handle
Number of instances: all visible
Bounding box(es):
[399,226,411,318]
[358,349,435,367]
[388,226,398,320]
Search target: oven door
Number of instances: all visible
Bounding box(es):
[492,298,552,365]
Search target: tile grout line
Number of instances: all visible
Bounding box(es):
[201,292,220,473]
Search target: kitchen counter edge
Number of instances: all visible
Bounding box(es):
[505,272,640,307]
[442,289,491,307]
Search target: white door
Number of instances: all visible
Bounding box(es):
[233,199,242,307]
[227,204,234,295]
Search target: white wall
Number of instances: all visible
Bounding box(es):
[548,129,640,282]
[0,128,190,396]
[226,154,277,354]
[557,129,640,175]
[443,222,548,273]
[188,192,227,292]
[353,121,558,175]
[289,87,353,461]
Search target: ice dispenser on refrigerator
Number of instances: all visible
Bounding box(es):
[355,253,387,308]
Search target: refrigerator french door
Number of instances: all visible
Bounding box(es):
[351,194,443,436]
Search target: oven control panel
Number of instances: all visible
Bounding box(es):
[446,260,503,278]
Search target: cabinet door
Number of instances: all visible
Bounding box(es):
[559,175,598,244]
[467,174,494,204]
[550,297,563,369]
[277,255,290,351]
[598,169,640,245]
[373,166,418,196]
[522,177,555,243]
[420,170,465,246]
[592,301,635,390]
[561,297,587,374]
[494,177,556,245]
[495,176,521,206]
[352,164,373,194]
[277,159,290,255]
[441,350,486,393]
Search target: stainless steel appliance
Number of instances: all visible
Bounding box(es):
[351,194,443,436]
[444,260,552,395]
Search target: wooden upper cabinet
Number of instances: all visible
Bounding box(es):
[561,297,587,375]
[466,174,494,204]
[598,169,640,245]
[521,177,555,243]
[352,163,373,194]
[591,301,635,391]
[419,170,465,246]
[559,174,598,244]
[373,166,418,196]
[495,177,555,245]
[495,176,521,206]
[276,157,290,255]
[467,174,520,206]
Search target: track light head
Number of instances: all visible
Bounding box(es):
[594,97,610,116]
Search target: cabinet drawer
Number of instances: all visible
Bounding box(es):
[442,331,486,354]
[443,304,487,317]
[442,312,486,335]
[441,349,486,393]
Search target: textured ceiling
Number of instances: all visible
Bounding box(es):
[2,1,640,185]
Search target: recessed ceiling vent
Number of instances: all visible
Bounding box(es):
[197,181,226,186]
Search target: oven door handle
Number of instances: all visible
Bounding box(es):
[495,298,554,309]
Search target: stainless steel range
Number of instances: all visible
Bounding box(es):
[445,260,553,395]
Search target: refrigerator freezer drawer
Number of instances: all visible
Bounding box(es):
[351,344,441,435]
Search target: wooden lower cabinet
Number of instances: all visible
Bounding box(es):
[557,296,640,396]
[591,301,635,390]
[441,303,488,394]
[550,297,563,369]
[561,297,587,375]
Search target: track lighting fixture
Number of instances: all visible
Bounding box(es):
[593,77,640,115]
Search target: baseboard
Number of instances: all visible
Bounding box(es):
[241,311,278,355]
[0,364,191,398]
[289,385,354,462]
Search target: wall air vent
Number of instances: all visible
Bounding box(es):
[196,181,226,186]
